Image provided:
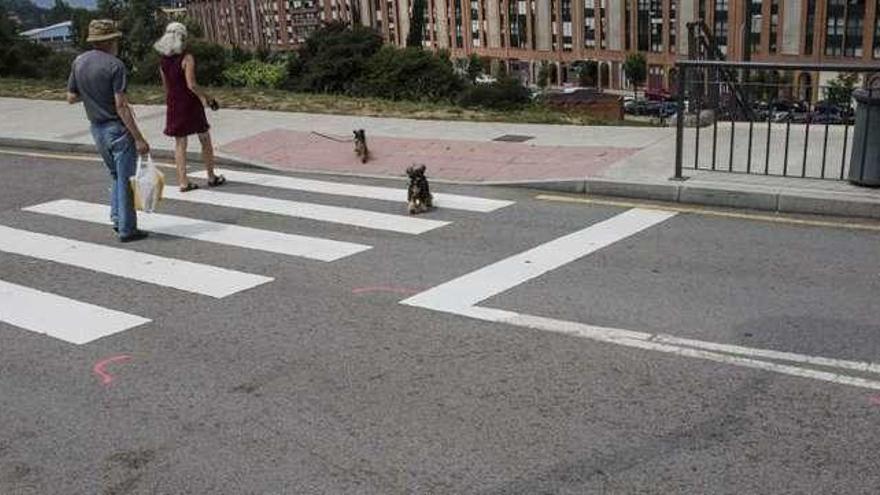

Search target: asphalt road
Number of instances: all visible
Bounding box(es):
[1,149,879,494]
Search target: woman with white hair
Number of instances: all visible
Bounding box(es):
[154,22,225,192]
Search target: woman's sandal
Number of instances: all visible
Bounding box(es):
[207,175,227,188]
[179,182,199,193]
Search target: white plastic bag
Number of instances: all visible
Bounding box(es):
[129,154,165,212]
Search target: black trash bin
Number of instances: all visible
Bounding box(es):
[848,88,880,187]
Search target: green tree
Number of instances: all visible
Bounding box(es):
[572,60,597,87]
[537,62,552,90]
[95,0,163,72]
[623,52,647,96]
[466,53,482,83]
[826,72,860,108]
[406,0,426,47]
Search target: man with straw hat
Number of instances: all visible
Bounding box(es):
[67,19,150,242]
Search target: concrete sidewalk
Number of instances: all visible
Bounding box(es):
[2,97,879,219]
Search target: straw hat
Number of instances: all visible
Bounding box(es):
[86,19,122,43]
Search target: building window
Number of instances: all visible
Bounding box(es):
[844,0,865,57]
[562,0,572,50]
[748,0,761,55]
[625,0,631,50]
[584,0,596,48]
[826,0,846,55]
[637,0,649,51]
[599,0,606,49]
[509,0,527,48]
[668,0,676,53]
[649,0,662,52]
[826,0,865,57]
[454,0,463,47]
[805,0,816,54]
[769,0,779,53]
[471,0,480,47]
[714,0,728,55]
[875,0,880,58]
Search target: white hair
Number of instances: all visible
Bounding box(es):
[153,22,188,57]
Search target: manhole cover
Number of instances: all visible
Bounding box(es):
[493,134,534,143]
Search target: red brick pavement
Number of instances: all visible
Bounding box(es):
[220,129,639,182]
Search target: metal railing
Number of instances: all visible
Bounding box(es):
[673,60,879,181]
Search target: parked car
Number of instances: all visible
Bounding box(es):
[624,98,649,115]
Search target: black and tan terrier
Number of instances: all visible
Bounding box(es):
[406,164,433,215]
[353,129,369,163]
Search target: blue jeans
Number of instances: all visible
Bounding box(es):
[90,120,137,237]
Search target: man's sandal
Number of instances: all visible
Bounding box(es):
[179,183,199,193]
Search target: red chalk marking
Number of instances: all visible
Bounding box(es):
[93,355,132,386]
[352,286,420,295]
[869,396,880,406]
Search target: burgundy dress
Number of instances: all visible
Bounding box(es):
[161,54,210,137]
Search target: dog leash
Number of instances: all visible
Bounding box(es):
[310,131,354,143]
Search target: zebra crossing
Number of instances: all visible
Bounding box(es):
[0,170,514,345]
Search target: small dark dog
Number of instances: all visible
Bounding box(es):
[353,129,369,163]
[406,164,433,214]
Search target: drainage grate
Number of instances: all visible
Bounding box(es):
[493,134,534,143]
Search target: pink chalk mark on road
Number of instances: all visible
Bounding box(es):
[352,286,421,295]
[93,355,133,386]
[869,396,880,406]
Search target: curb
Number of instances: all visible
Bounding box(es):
[499,178,880,220]
[0,137,263,171]
[3,137,879,221]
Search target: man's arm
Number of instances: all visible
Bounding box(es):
[115,93,149,155]
[66,66,80,104]
[111,62,149,155]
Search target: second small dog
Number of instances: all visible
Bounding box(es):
[353,129,369,163]
[406,164,433,215]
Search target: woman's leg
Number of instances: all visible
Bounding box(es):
[175,136,189,188]
[197,132,217,180]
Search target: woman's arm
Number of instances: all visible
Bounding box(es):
[183,53,211,105]
[159,65,167,93]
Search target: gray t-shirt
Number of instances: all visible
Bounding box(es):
[67,50,128,124]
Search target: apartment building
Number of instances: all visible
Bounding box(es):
[186,0,880,93]
[186,0,356,48]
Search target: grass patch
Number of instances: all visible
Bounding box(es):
[0,77,653,127]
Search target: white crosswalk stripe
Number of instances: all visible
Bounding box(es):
[3,173,511,345]
[164,188,450,234]
[24,199,371,262]
[0,225,273,298]
[190,170,515,213]
[0,279,150,345]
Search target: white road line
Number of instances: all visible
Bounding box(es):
[164,188,449,235]
[402,208,677,311]
[451,307,880,391]
[0,225,273,298]
[0,280,150,345]
[24,199,371,262]
[402,208,880,391]
[191,170,515,213]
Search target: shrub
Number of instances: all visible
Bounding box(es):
[41,50,77,80]
[293,21,383,93]
[131,50,160,85]
[130,40,228,86]
[189,40,227,86]
[356,46,463,101]
[1,39,54,79]
[457,76,531,110]
[223,59,287,88]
